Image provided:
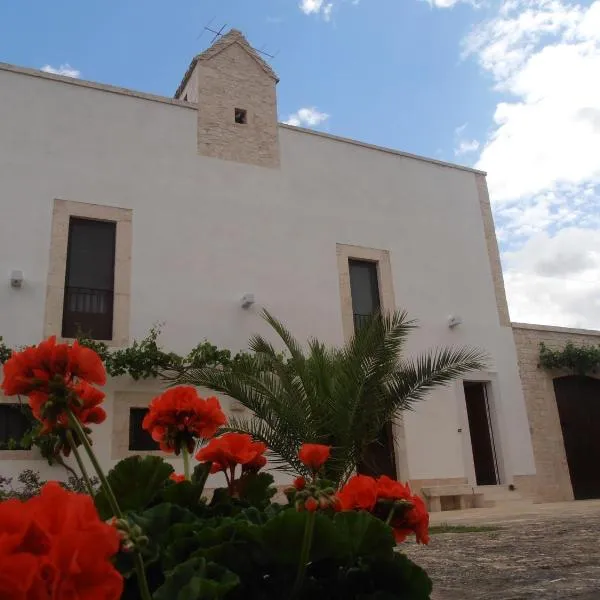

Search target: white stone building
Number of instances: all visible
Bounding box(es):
[3,29,588,509]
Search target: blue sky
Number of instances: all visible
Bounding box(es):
[2,0,600,328]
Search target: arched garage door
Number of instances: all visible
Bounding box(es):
[553,375,600,500]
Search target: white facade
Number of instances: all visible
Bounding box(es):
[0,40,536,494]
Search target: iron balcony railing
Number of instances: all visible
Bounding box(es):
[353,313,374,332]
[62,286,114,340]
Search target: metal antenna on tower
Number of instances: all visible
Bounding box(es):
[201,21,228,45]
[255,45,279,60]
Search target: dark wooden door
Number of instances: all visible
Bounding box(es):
[358,423,397,479]
[464,382,498,486]
[553,375,600,500]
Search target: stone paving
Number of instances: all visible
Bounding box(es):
[403,500,600,600]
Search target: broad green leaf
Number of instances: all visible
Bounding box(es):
[95,456,173,519]
[370,553,433,600]
[130,503,199,549]
[261,509,342,565]
[237,471,276,508]
[334,511,395,561]
[153,557,239,600]
[155,481,206,509]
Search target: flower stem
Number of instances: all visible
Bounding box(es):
[291,511,316,598]
[385,503,397,525]
[65,430,94,496]
[67,410,152,600]
[67,410,122,518]
[132,552,153,600]
[182,446,191,481]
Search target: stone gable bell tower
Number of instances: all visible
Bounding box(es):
[175,30,280,169]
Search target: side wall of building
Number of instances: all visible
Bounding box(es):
[512,323,600,502]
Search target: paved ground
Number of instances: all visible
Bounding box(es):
[404,500,600,600]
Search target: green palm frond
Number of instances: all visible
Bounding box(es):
[170,310,488,484]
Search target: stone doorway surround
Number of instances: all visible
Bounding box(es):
[512,322,600,503]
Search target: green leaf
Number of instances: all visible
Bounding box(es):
[334,511,395,561]
[163,518,261,571]
[153,557,239,600]
[261,509,342,565]
[155,481,207,509]
[370,553,433,600]
[95,456,174,519]
[131,503,199,543]
[237,471,276,508]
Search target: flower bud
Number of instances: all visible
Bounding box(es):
[305,497,319,512]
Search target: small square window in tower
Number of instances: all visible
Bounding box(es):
[234,108,247,124]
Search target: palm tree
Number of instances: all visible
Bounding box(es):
[172,310,487,486]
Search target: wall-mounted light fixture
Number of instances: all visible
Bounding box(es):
[241,293,255,309]
[10,270,24,288]
[448,315,463,328]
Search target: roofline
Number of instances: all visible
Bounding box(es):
[174,57,198,99]
[512,322,600,337]
[279,124,487,176]
[0,62,195,110]
[0,61,487,176]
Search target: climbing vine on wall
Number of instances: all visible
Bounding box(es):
[539,341,600,375]
[0,327,246,465]
[0,326,246,377]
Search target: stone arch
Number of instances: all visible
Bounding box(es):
[553,375,600,499]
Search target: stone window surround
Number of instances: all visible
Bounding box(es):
[335,243,409,481]
[44,199,132,347]
[111,391,165,460]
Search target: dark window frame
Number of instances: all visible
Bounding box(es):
[348,259,381,331]
[128,408,160,451]
[0,404,32,451]
[61,216,117,341]
[234,107,248,124]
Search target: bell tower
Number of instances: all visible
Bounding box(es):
[175,30,280,169]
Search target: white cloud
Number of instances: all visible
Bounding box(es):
[41,63,81,78]
[453,123,480,156]
[300,0,325,15]
[503,227,600,328]
[298,0,342,20]
[426,0,479,8]
[283,107,330,128]
[455,139,480,155]
[459,0,600,328]
[466,0,600,204]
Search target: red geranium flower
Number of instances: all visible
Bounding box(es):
[390,494,430,544]
[169,473,186,483]
[376,475,411,501]
[196,432,267,488]
[293,476,306,491]
[304,497,318,512]
[68,341,106,386]
[337,474,378,511]
[142,386,226,454]
[1,338,107,445]
[298,443,331,472]
[0,482,122,599]
[243,440,268,472]
[1,337,106,399]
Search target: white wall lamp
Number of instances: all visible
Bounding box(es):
[448,315,463,329]
[10,270,24,288]
[240,293,255,309]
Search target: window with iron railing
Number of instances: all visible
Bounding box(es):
[348,259,381,331]
[0,404,32,450]
[128,408,159,451]
[62,217,116,340]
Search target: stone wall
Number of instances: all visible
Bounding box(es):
[512,323,600,502]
